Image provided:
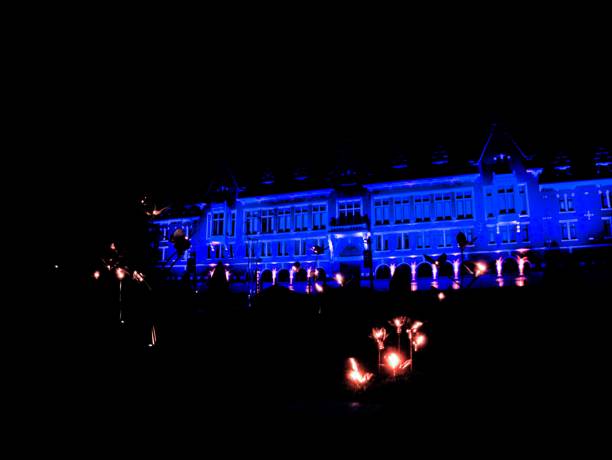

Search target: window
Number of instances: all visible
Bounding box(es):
[397,232,410,250]
[498,187,515,214]
[277,241,290,256]
[603,218,612,237]
[485,189,494,218]
[228,211,236,236]
[433,193,451,220]
[277,208,292,233]
[312,205,328,230]
[601,189,611,209]
[456,191,473,219]
[521,224,530,242]
[415,195,431,222]
[394,197,411,224]
[260,241,272,257]
[228,243,234,258]
[501,225,517,244]
[261,209,274,234]
[295,206,310,231]
[560,221,577,241]
[338,200,362,224]
[212,212,225,236]
[416,232,431,249]
[246,241,256,258]
[437,230,453,248]
[209,244,220,259]
[559,193,575,213]
[245,211,259,235]
[374,199,391,225]
[488,227,496,245]
[518,185,528,215]
[294,239,307,256]
[375,234,389,252]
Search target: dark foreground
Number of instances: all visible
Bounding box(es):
[27,265,610,438]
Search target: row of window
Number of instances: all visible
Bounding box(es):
[159,223,194,241]
[485,185,529,217]
[557,189,611,213]
[487,224,531,245]
[373,191,474,225]
[245,205,329,235]
[373,229,476,252]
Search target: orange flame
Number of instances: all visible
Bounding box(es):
[413,333,427,351]
[370,327,388,350]
[115,268,126,280]
[347,358,373,388]
[389,316,407,334]
[385,351,411,375]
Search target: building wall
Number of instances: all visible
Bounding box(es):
[152,169,612,278]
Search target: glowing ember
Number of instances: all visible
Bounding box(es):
[93,271,100,280]
[347,358,373,388]
[475,262,487,277]
[370,327,388,350]
[115,268,126,280]
[385,351,411,377]
[335,273,344,286]
[389,316,407,335]
[438,292,445,301]
[413,332,427,351]
[315,283,324,293]
[110,242,116,251]
[410,321,423,333]
[149,325,157,347]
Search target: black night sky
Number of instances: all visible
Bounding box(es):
[36,20,610,267]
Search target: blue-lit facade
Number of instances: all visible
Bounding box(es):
[152,133,611,282]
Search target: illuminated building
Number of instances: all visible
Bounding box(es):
[151,127,611,282]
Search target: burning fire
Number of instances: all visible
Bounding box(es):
[413,332,427,351]
[115,268,126,280]
[385,351,411,376]
[335,273,344,286]
[93,271,100,280]
[347,358,373,388]
[370,327,388,350]
[389,316,407,335]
